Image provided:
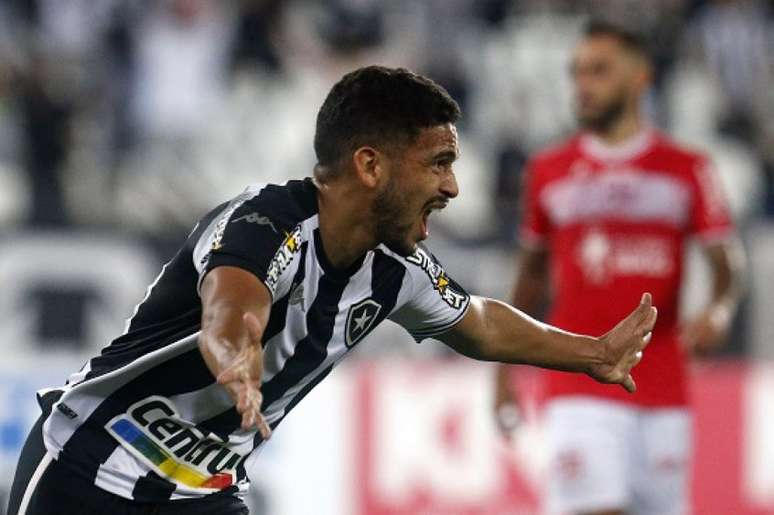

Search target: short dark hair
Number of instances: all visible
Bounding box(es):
[583,19,649,60]
[313,66,461,168]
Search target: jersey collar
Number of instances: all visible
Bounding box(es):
[579,127,655,163]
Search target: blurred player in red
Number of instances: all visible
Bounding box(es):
[493,20,744,515]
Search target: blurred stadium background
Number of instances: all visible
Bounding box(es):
[0,0,773,513]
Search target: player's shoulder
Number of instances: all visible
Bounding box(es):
[528,134,584,176]
[386,244,468,310]
[228,178,319,233]
[377,243,449,283]
[649,131,709,169]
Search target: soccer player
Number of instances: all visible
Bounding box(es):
[493,21,744,515]
[8,66,656,515]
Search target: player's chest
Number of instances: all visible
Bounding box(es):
[539,164,691,229]
[278,258,386,351]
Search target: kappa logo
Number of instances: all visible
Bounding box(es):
[406,248,467,309]
[345,298,382,348]
[231,212,278,233]
[288,281,304,309]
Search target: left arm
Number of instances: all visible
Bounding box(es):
[682,239,746,355]
[437,293,657,393]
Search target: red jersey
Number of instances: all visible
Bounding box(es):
[520,129,733,407]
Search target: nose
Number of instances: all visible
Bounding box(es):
[440,170,459,199]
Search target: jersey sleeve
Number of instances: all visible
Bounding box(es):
[687,156,734,244]
[518,159,551,248]
[192,185,292,297]
[388,247,471,342]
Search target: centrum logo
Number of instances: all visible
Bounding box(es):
[265,225,303,294]
[106,396,247,490]
[406,248,467,309]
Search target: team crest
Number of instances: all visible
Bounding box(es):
[345,298,382,348]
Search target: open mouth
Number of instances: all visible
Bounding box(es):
[419,201,448,240]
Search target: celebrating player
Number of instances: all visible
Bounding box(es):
[8,65,655,515]
[493,21,744,515]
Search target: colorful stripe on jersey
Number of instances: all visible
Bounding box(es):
[109,419,232,489]
[105,396,245,492]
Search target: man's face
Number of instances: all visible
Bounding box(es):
[571,36,644,131]
[372,123,460,256]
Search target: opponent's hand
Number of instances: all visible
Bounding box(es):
[493,366,521,440]
[217,312,272,438]
[681,304,731,357]
[590,293,658,393]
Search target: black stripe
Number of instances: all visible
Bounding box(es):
[85,310,200,382]
[259,268,349,412]
[252,250,406,449]
[60,347,216,493]
[351,249,405,349]
[131,470,176,502]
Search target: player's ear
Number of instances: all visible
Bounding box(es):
[352,146,382,189]
[633,58,652,93]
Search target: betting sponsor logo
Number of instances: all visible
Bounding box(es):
[106,396,247,491]
[406,248,467,309]
[231,212,278,233]
[345,298,382,348]
[578,229,674,284]
[265,225,303,294]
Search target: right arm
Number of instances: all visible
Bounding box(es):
[199,266,273,437]
[493,246,550,436]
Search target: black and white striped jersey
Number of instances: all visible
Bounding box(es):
[38,178,470,502]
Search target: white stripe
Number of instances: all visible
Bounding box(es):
[17,452,53,515]
[123,261,172,334]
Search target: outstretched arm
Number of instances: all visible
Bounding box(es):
[199,266,272,437]
[440,293,657,393]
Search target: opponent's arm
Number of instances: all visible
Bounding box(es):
[441,292,657,393]
[493,246,550,435]
[199,266,272,436]
[682,239,745,355]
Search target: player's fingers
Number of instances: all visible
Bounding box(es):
[631,350,643,367]
[640,331,653,350]
[217,365,242,385]
[257,415,272,440]
[621,374,636,393]
[241,409,255,431]
[236,387,248,413]
[634,292,652,318]
[638,306,658,336]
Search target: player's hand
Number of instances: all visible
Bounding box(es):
[590,293,658,393]
[217,312,272,438]
[493,366,521,440]
[681,304,731,357]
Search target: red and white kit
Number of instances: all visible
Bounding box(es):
[521,129,734,514]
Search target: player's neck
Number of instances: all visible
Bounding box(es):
[591,113,643,146]
[315,182,376,270]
